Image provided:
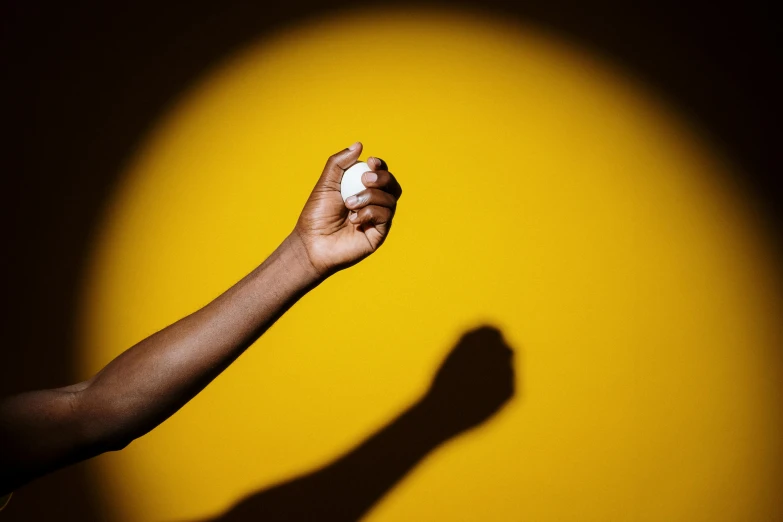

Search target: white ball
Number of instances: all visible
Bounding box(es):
[340,161,370,201]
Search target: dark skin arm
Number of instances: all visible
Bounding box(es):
[0,142,402,496]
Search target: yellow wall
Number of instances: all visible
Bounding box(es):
[78,8,783,521]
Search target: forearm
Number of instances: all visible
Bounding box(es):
[1,143,402,496]
[77,233,320,446]
[0,233,320,492]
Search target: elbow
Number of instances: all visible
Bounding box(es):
[71,385,136,455]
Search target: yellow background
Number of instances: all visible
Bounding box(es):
[78,8,783,521]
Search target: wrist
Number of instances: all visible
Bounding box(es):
[281,231,327,285]
[406,397,458,445]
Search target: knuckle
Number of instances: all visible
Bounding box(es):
[326,151,343,167]
[382,191,397,208]
[365,189,381,205]
[373,206,391,224]
[363,207,379,223]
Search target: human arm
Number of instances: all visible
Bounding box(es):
[0,142,401,495]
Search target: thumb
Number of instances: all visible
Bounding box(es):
[320,142,363,184]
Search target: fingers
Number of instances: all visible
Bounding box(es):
[348,205,393,227]
[362,165,402,199]
[344,156,400,232]
[344,188,396,210]
[367,156,388,171]
[320,142,363,184]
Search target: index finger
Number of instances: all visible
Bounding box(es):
[362,169,402,200]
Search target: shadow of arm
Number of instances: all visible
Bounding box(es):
[204,326,516,522]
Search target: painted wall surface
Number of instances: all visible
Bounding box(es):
[78,9,783,521]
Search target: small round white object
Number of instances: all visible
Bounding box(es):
[340,161,370,202]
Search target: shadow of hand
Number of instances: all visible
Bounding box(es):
[419,326,515,436]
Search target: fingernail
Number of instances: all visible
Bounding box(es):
[345,195,358,206]
[349,212,358,222]
[348,141,361,151]
[364,172,378,183]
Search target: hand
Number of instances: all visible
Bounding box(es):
[293,142,402,277]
